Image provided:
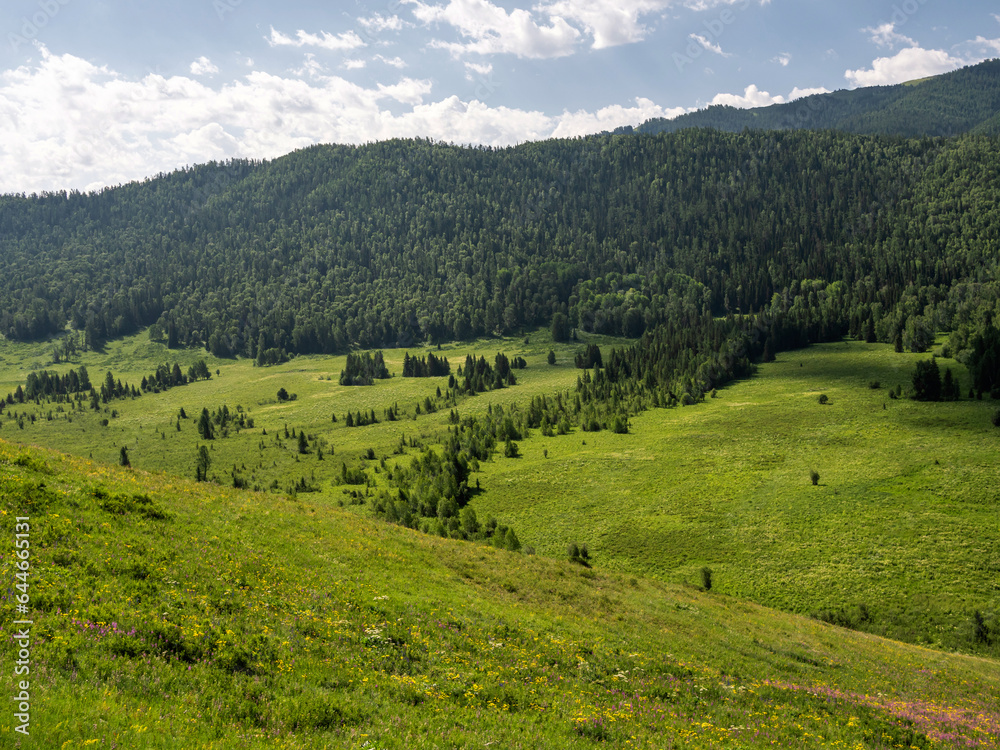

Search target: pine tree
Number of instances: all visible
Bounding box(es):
[198,408,214,439]
[298,430,309,454]
[195,445,211,481]
[119,446,130,467]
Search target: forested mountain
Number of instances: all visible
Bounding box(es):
[0,129,999,367]
[635,58,1000,138]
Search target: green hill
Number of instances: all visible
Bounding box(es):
[1,128,999,367]
[2,437,999,748]
[635,59,1000,137]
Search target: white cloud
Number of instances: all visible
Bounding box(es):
[539,0,670,50]
[189,57,219,76]
[0,47,682,194]
[788,86,830,100]
[772,52,791,67]
[406,0,580,58]
[359,14,406,33]
[405,0,761,55]
[689,33,730,57]
[550,97,687,136]
[374,55,408,68]
[710,84,784,108]
[292,54,328,79]
[845,46,965,87]
[267,27,366,52]
[343,59,367,70]
[464,61,493,75]
[705,83,830,110]
[863,22,916,49]
[970,36,1000,54]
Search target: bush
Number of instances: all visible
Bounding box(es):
[992,410,1000,427]
[818,394,829,404]
[700,566,712,591]
[810,469,820,486]
[868,381,880,389]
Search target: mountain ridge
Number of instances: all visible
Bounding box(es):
[631,58,1000,138]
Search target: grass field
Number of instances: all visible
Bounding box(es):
[2,436,1000,748]
[473,339,1000,653]
[1,330,998,657]
[0,329,606,498]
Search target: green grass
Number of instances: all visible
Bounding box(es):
[2,437,1000,748]
[1,330,998,657]
[471,340,1000,652]
[0,328,607,500]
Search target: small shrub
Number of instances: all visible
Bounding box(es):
[810,469,820,486]
[700,566,713,591]
[818,394,829,404]
[992,410,1000,428]
[868,381,880,390]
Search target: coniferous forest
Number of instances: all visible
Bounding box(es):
[2,125,1000,404]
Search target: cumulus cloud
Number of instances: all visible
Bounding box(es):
[405,0,763,55]
[689,33,730,57]
[772,52,791,67]
[267,27,366,52]
[788,86,830,99]
[844,46,965,87]
[550,97,687,136]
[406,0,580,58]
[709,84,784,108]
[538,0,671,50]
[863,22,916,49]
[343,59,367,70]
[706,83,829,109]
[0,47,679,194]
[189,57,219,76]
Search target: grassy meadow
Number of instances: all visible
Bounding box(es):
[0,328,998,690]
[2,436,1000,748]
[474,339,1000,652]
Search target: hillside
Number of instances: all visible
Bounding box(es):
[0,128,998,368]
[2,437,999,748]
[635,59,1000,137]
[1,325,998,660]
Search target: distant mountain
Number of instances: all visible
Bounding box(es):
[633,58,1000,138]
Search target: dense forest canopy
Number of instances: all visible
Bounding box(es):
[0,125,998,367]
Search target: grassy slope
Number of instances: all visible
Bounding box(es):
[1,437,999,749]
[0,330,600,498]
[2,332,999,653]
[474,340,1000,651]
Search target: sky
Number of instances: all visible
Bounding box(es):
[0,0,997,194]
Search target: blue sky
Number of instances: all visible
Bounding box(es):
[0,0,997,193]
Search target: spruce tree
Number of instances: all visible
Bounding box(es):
[198,408,214,439]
